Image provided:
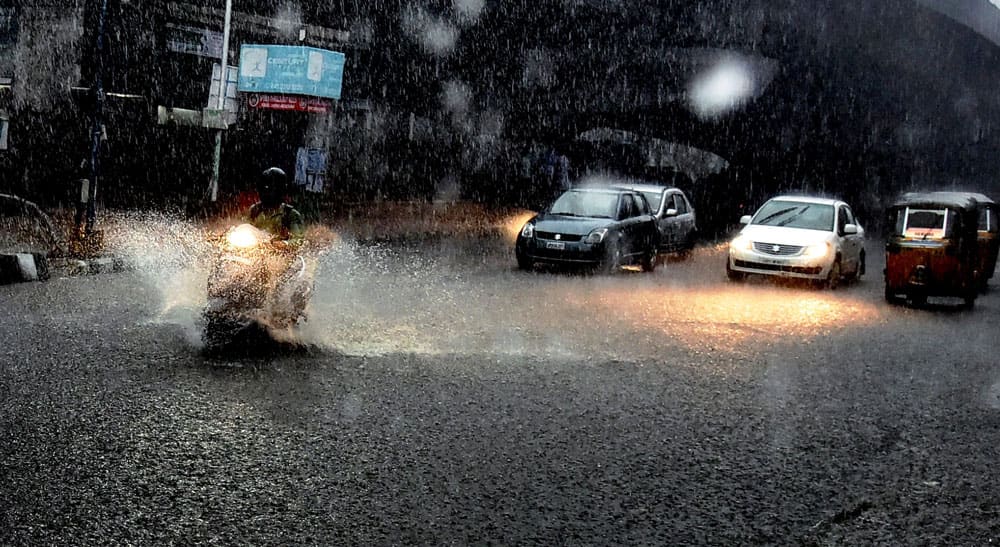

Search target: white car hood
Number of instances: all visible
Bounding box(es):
[739,224,835,246]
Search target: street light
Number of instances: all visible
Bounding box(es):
[688,57,755,121]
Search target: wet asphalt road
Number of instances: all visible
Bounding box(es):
[2,236,1000,545]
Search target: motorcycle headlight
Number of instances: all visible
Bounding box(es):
[520,222,535,238]
[227,224,261,249]
[730,235,752,252]
[803,242,831,259]
[585,228,609,244]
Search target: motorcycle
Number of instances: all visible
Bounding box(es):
[202,223,312,349]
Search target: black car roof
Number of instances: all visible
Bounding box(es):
[892,191,980,211]
[926,191,996,205]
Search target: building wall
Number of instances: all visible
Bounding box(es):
[0,4,87,203]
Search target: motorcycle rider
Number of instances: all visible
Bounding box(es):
[248,167,310,326]
[250,167,305,246]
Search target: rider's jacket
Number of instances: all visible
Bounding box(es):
[248,202,305,244]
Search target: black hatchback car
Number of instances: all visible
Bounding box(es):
[515,187,660,273]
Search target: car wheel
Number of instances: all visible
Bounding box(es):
[600,241,622,275]
[641,249,657,272]
[826,258,842,289]
[857,251,866,280]
[726,259,744,281]
[679,233,696,259]
[516,253,534,271]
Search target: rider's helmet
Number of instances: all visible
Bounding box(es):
[258,167,287,208]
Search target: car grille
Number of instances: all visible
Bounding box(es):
[734,260,822,275]
[753,242,804,256]
[536,231,583,242]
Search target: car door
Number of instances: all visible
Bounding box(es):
[613,194,634,256]
[617,193,643,258]
[837,205,863,273]
[661,191,685,251]
[632,193,658,255]
[650,190,671,252]
[675,191,697,248]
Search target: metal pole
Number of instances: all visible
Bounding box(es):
[208,0,233,202]
[85,0,109,233]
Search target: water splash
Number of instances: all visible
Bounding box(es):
[102,212,213,347]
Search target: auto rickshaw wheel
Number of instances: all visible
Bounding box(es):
[884,285,905,305]
[963,291,977,309]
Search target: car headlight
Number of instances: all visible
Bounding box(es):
[585,228,609,244]
[802,242,831,259]
[730,235,752,252]
[520,222,535,238]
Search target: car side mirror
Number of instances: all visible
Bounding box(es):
[843,224,859,235]
[665,208,678,217]
[739,215,752,225]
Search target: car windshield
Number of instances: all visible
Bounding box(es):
[640,191,663,212]
[751,201,834,231]
[549,191,618,219]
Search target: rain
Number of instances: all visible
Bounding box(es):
[2,1,1000,544]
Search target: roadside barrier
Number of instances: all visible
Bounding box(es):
[0,252,49,284]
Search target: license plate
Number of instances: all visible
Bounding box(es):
[546,241,565,250]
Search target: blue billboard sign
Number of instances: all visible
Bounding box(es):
[238,45,345,100]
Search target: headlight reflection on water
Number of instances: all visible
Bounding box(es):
[574,284,883,356]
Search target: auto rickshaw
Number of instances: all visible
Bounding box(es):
[919,191,999,291]
[971,193,999,290]
[884,192,981,307]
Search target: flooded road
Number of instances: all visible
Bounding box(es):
[301,240,885,361]
[2,231,999,545]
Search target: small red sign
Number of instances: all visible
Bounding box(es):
[246,93,331,113]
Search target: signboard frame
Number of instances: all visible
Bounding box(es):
[237,44,345,100]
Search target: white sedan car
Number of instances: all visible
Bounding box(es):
[727,196,865,288]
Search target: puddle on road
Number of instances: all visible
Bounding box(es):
[300,245,885,362]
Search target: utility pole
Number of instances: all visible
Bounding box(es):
[208,0,233,202]
[85,0,109,233]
